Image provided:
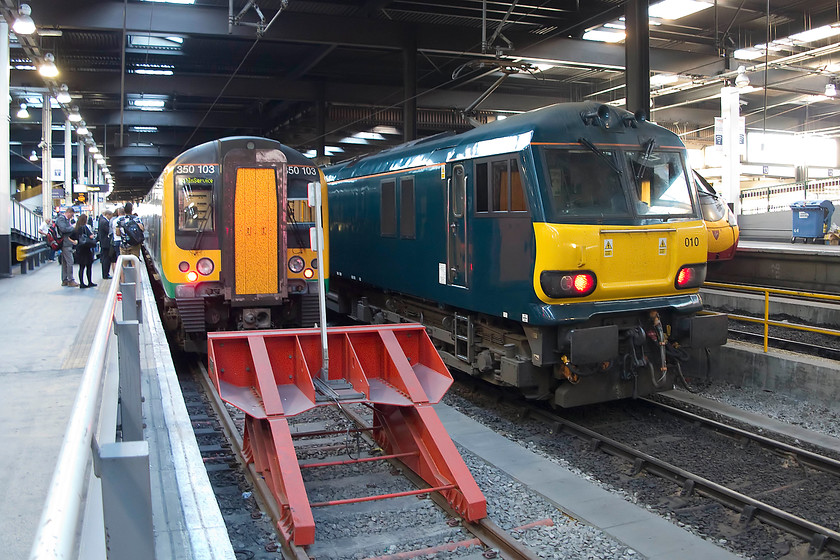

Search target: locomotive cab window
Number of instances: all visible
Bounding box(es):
[399,177,415,239]
[381,179,397,237]
[542,149,629,220]
[475,157,527,214]
[624,150,695,218]
[176,175,215,233]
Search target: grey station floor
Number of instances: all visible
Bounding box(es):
[0,258,234,560]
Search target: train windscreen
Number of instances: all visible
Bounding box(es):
[542,149,630,220]
[624,151,695,218]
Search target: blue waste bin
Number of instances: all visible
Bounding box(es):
[790,200,835,243]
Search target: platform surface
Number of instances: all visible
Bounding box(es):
[0,260,233,559]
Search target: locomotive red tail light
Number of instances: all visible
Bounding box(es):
[674,264,706,289]
[186,271,198,282]
[540,270,597,298]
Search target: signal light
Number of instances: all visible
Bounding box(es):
[540,270,597,298]
[674,264,706,289]
[303,268,314,279]
[186,271,198,282]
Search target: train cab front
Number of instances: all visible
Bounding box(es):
[528,119,728,405]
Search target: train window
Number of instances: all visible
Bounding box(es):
[476,157,528,215]
[176,175,215,232]
[381,180,397,237]
[624,151,694,217]
[475,163,489,212]
[542,149,629,220]
[400,177,416,239]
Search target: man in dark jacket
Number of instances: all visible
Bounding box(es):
[55,207,79,287]
[98,209,113,279]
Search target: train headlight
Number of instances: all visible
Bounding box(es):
[288,255,305,273]
[540,270,597,298]
[303,268,314,279]
[186,271,198,283]
[178,261,190,272]
[196,257,214,276]
[675,264,706,289]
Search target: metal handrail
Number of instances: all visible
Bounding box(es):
[29,255,141,560]
[12,199,41,240]
[704,281,840,352]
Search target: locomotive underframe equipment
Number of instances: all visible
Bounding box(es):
[330,279,728,408]
[206,324,487,546]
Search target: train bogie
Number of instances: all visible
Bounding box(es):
[326,102,727,407]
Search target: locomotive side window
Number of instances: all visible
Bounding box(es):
[400,177,416,239]
[624,151,694,217]
[476,157,528,215]
[176,175,215,232]
[542,149,628,219]
[381,179,397,237]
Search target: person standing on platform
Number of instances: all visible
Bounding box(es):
[55,207,78,287]
[98,209,113,279]
[38,217,56,261]
[117,202,144,259]
[109,206,123,275]
[71,214,96,288]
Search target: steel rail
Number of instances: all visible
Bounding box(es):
[727,327,840,361]
[195,362,310,560]
[340,406,539,560]
[29,255,139,560]
[642,398,840,477]
[528,407,840,556]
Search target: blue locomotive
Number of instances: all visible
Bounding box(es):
[324,102,727,407]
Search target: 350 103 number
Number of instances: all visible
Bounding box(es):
[175,164,218,175]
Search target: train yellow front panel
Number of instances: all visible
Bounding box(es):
[235,168,278,294]
[533,221,707,303]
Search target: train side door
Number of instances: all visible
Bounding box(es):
[447,163,469,288]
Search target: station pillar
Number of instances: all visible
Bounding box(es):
[0,20,10,278]
[720,86,743,215]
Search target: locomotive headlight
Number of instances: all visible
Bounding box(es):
[303,268,314,279]
[540,270,597,298]
[186,271,198,283]
[675,264,706,289]
[196,257,214,276]
[288,255,305,273]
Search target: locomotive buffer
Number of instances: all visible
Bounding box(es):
[206,182,486,546]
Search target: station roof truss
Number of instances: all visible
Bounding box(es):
[3,0,840,200]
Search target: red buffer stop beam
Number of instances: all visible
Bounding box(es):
[207,324,487,546]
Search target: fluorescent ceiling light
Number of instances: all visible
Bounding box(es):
[128,35,185,49]
[607,98,626,107]
[582,29,626,43]
[130,126,159,133]
[789,24,840,44]
[14,64,35,70]
[132,98,166,108]
[324,146,344,155]
[353,131,386,141]
[303,150,317,158]
[134,68,174,76]
[648,0,711,21]
[733,48,763,60]
[372,125,400,135]
[339,136,369,145]
[140,0,195,4]
[650,73,680,86]
[604,22,625,30]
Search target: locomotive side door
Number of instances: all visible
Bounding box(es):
[446,163,469,288]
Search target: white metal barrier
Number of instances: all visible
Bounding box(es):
[29,256,153,560]
[11,199,41,240]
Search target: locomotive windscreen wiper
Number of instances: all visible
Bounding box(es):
[577,137,622,175]
[635,138,656,181]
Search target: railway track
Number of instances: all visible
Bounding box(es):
[187,359,540,560]
[450,378,840,559]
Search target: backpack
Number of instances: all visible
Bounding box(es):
[46,222,62,250]
[123,216,145,246]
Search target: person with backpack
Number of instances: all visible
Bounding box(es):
[71,214,97,288]
[109,206,123,276]
[39,217,56,261]
[98,209,113,279]
[116,201,145,261]
[55,207,79,287]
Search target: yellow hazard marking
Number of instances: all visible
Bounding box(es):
[659,237,667,255]
[603,238,613,258]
